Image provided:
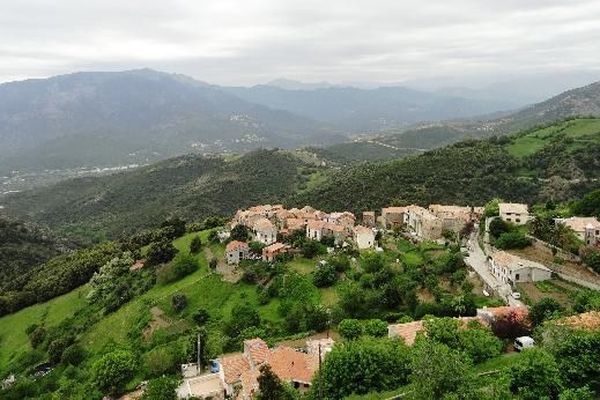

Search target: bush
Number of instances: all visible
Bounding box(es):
[171,293,188,312]
[61,344,85,366]
[189,236,202,254]
[156,254,198,284]
[209,257,218,270]
[313,264,337,287]
[338,319,363,340]
[145,240,178,267]
[145,347,179,377]
[489,218,510,238]
[363,319,388,337]
[142,376,178,400]
[495,231,531,249]
[192,308,211,325]
[93,349,137,394]
[230,225,250,242]
[529,297,564,326]
[302,240,325,259]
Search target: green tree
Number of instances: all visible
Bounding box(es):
[189,235,202,254]
[313,337,411,399]
[495,231,531,249]
[209,257,218,270]
[142,377,178,400]
[145,239,178,267]
[363,319,388,337]
[61,344,85,366]
[508,348,562,400]
[361,252,385,273]
[529,297,564,326]
[313,264,337,287]
[489,218,510,238]
[171,293,188,312]
[558,387,595,400]
[410,341,472,400]
[256,364,295,400]
[225,303,261,337]
[338,319,363,340]
[230,224,250,242]
[93,349,137,394]
[548,330,600,389]
[192,308,211,325]
[458,323,503,364]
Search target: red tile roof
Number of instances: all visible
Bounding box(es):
[226,240,249,252]
[267,347,318,384]
[220,353,250,384]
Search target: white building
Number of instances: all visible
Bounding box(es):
[499,203,530,225]
[353,225,375,249]
[555,216,600,241]
[251,218,277,245]
[488,251,552,286]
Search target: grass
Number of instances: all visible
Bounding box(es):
[507,118,600,158]
[473,352,524,374]
[288,256,318,275]
[401,252,424,268]
[0,286,88,373]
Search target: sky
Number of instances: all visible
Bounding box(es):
[1,0,600,89]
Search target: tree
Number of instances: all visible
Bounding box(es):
[189,236,202,254]
[157,253,198,284]
[28,325,46,349]
[489,218,510,238]
[363,319,388,337]
[558,387,595,400]
[230,224,250,242]
[312,337,411,399]
[192,308,210,325]
[458,323,503,364]
[361,252,385,273]
[93,349,137,394]
[172,293,188,312]
[61,344,85,366]
[47,337,73,364]
[302,240,323,259]
[225,303,261,337]
[581,248,600,273]
[495,231,531,249]
[313,264,337,287]
[410,341,472,400]
[509,348,562,400]
[529,297,564,326]
[548,330,600,389]
[145,240,178,267]
[256,364,295,400]
[209,257,218,270]
[573,289,600,312]
[338,319,363,340]
[160,216,186,240]
[142,377,178,400]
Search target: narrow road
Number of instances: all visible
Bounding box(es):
[464,227,525,308]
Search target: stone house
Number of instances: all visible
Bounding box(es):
[353,225,376,249]
[499,203,530,225]
[585,223,600,246]
[555,216,600,242]
[250,218,277,245]
[488,251,552,286]
[362,211,376,227]
[218,338,323,400]
[262,242,291,262]
[405,205,444,240]
[226,241,250,265]
[381,207,407,229]
[428,204,474,234]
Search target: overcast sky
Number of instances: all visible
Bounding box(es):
[2,0,600,88]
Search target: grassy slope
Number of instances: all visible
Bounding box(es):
[0,286,88,370]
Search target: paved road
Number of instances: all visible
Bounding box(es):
[464,228,525,308]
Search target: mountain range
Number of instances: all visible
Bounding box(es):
[0,69,530,174]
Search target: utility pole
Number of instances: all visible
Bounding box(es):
[318,343,323,400]
[197,333,202,374]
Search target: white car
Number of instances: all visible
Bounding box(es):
[512,292,521,299]
[514,336,535,351]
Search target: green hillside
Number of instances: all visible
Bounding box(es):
[294,118,600,212]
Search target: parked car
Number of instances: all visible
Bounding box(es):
[512,292,521,299]
[209,359,220,373]
[514,336,535,351]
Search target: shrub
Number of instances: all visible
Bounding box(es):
[338,319,363,340]
[189,236,202,254]
[145,240,178,267]
[93,349,137,394]
[171,293,188,312]
[156,254,198,284]
[192,308,210,325]
[61,344,85,366]
[363,319,388,337]
[313,264,337,287]
[495,231,531,249]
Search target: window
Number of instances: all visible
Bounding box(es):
[507,218,512,222]
[515,273,520,280]
[516,219,521,223]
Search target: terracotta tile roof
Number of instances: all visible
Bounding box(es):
[239,368,260,399]
[130,260,146,271]
[428,204,472,220]
[285,218,306,230]
[244,338,269,367]
[477,306,529,324]
[252,217,275,231]
[307,220,326,230]
[267,347,318,384]
[382,206,407,214]
[556,311,600,331]
[263,242,290,253]
[499,202,529,215]
[353,225,373,235]
[226,240,249,252]
[325,223,346,233]
[220,353,250,384]
[556,217,600,233]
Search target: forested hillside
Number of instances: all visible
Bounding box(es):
[294,118,600,211]
[2,150,322,243]
[0,217,70,292]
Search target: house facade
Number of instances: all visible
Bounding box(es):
[250,218,277,245]
[381,207,407,229]
[226,241,250,265]
[262,242,291,262]
[585,223,600,246]
[405,205,444,240]
[353,225,375,249]
[555,216,600,241]
[488,251,552,286]
[499,203,530,225]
